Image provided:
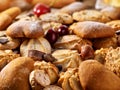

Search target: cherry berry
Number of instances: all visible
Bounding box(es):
[57,25,69,36]
[33,3,50,17]
[45,29,58,44]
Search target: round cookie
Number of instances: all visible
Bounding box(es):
[72,10,110,23]
[40,12,73,24]
[60,2,89,15]
[0,31,20,50]
[106,20,120,31]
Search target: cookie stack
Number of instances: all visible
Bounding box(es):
[0,0,120,90]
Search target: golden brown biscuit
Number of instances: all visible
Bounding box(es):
[6,20,44,38]
[0,31,20,50]
[79,60,120,90]
[72,10,110,23]
[34,61,59,84]
[52,49,82,71]
[60,2,89,15]
[92,36,117,49]
[105,47,120,77]
[20,37,51,56]
[69,21,115,39]
[106,20,120,31]
[101,6,120,20]
[58,68,82,90]
[54,35,92,53]
[0,7,21,30]
[0,57,34,90]
[40,12,73,24]
[27,0,76,8]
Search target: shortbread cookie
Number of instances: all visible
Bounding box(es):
[58,68,82,90]
[34,61,59,84]
[69,21,115,38]
[105,47,120,77]
[40,12,73,24]
[101,6,120,20]
[0,57,34,90]
[6,20,44,38]
[106,20,120,31]
[52,49,81,71]
[0,7,21,30]
[54,35,92,51]
[0,31,20,50]
[20,37,51,56]
[60,2,89,15]
[73,10,110,23]
[79,60,120,90]
[43,85,63,90]
[92,36,117,49]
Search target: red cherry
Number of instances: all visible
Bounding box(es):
[57,25,69,36]
[45,29,58,44]
[33,3,50,17]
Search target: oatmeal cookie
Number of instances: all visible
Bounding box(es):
[72,10,110,23]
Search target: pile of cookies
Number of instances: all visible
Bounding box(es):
[0,0,120,90]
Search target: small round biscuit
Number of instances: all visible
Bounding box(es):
[106,20,120,31]
[0,31,20,50]
[73,10,110,23]
[40,12,73,24]
[60,2,89,15]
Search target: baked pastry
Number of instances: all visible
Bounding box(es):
[58,68,82,90]
[29,55,59,89]
[105,47,120,77]
[72,10,110,23]
[43,85,63,90]
[52,49,82,71]
[0,57,34,90]
[0,7,21,30]
[0,50,20,70]
[101,6,120,20]
[69,21,115,38]
[0,31,20,50]
[92,36,117,49]
[27,0,76,8]
[54,35,92,51]
[60,2,89,15]
[106,20,120,31]
[94,48,109,64]
[29,69,51,90]
[6,20,44,38]
[79,60,120,90]
[20,37,51,56]
[39,12,73,24]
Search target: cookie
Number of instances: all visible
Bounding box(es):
[6,20,44,38]
[60,2,89,15]
[92,36,117,49]
[0,31,20,50]
[69,21,115,39]
[72,10,110,23]
[106,20,120,31]
[52,49,81,71]
[101,6,120,20]
[20,37,51,56]
[40,12,73,24]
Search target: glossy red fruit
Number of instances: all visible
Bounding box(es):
[57,25,69,36]
[45,29,58,44]
[33,3,50,17]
